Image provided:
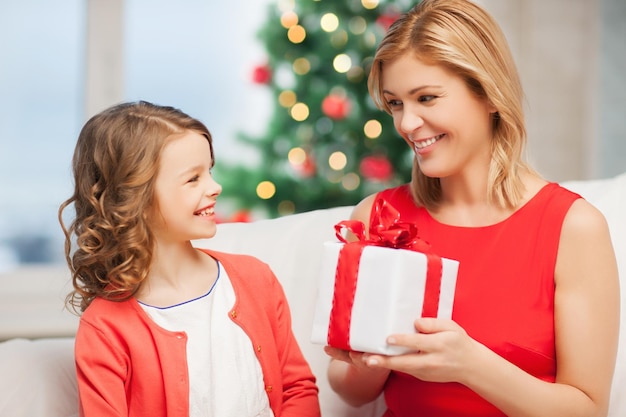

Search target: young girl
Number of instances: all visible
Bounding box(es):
[59,101,320,417]
[325,0,620,416]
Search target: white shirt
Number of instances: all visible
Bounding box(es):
[139,262,274,417]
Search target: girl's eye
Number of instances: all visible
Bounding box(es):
[187,174,200,183]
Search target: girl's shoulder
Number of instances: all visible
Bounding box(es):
[200,249,278,289]
[199,249,271,272]
[79,296,146,338]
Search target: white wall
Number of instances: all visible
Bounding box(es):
[478,0,625,181]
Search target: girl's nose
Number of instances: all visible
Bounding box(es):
[207,177,222,197]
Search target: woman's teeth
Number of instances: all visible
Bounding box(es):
[414,134,444,149]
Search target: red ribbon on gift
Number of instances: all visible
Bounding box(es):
[327,199,443,351]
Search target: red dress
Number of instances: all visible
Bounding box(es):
[373,183,581,417]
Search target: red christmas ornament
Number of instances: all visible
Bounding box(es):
[291,152,316,178]
[321,94,351,120]
[229,210,252,223]
[359,155,394,182]
[251,64,272,84]
[376,12,401,32]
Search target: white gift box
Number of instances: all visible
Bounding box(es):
[311,241,459,355]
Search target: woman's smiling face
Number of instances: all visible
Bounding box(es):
[381,54,496,180]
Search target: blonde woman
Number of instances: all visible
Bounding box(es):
[325,1,620,416]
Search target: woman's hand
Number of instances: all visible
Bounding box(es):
[325,346,391,407]
[324,346,368,369]
[362,317,481,385]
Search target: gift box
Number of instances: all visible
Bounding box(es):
[310,200,459,355]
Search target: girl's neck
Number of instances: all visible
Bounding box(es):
[136,242,218,307]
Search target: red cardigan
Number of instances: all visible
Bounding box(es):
[75,249,320,417]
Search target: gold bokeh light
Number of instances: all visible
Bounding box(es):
[278,90,297,108]
[280,11,299,28]
[292,57,311,75]
[349,17,367,35]
[288,25,306,44]
[328,151,348,170]
[342,173,360,191]
[290,102,310,121]
[278,200,296,216]
[361,0,380,10]
[364,119,383,139]
[333,54,352,73]
[288,147,307,165]
[320,13,339,32]
[256,181,276,200]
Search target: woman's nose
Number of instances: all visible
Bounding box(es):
[399,108,424,135]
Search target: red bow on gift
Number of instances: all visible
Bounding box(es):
[327,199,443,351]
[334,198,433,252]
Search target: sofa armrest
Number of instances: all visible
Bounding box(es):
[0,337,77,417]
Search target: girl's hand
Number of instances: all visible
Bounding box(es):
[362,317,480,384]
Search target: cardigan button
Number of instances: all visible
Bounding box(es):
[257,345,262,353]
[230,310,237,318]
[265,385,273,393]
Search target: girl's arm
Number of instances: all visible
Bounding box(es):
[264,265,321,417]
[75,320,129,417]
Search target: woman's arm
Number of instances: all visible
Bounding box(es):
[326,347,390,407]
[468,199,619,416]
[325,194,392,407]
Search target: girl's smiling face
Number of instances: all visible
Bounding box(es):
[150,130,222,243]
[381,54,496,180]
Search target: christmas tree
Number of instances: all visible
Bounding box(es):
[216,0,417,220]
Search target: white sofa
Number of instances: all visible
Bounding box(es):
[1,172,624,417]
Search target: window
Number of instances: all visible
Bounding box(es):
[0,0,84,269]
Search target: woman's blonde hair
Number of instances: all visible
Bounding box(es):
[369,0,532,209]
[59,101,214,312]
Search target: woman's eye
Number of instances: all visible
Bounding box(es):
[386,99,402,107]
[418,95,437,103]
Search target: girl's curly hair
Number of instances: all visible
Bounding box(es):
[59,101,214,313]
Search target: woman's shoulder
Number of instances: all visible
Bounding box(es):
[351,193,377,223]
[351,184,413,222]
[560,196,610,240]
